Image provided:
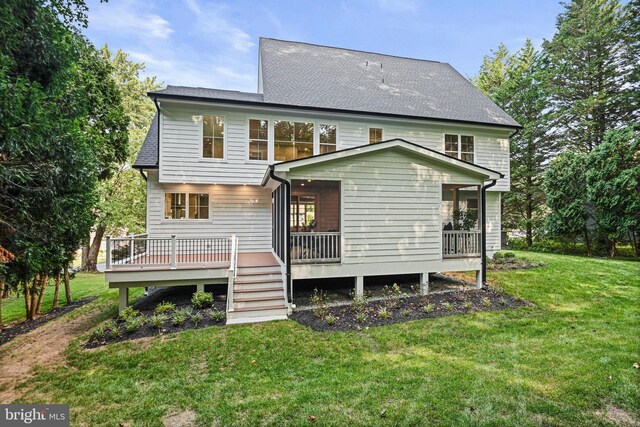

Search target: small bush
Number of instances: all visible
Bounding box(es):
[401,309,410,317]
[125,316,145,334]
[105,320,120,337]
[503,252,516,259]
[356,312,366,323]
[350,290,370,314]
[191,292,214,309]
[149,314,167,330]
[325,314,337,326]
[191,312,203,326]
[311,288,329,318]
[499,298,507,306]
[378,307,391,319]
[493,252,504,260]
[207,309,225,322]
[89,325,107,341]
[119,306,139,322]
[382,283,404,309]
[172,308,192,326]
[154,301,176,315]
[423,304,434,313]
[442,302,453,311]
[482,298,492,307]
[463,301,472,310]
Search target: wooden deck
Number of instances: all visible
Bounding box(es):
[109,252,278,272]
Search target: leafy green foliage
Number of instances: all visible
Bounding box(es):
[207,309,225,322]
[118,306,139,323]
[191,292,213,309]
[149,314,167,330]
[310,288,329,318]
[154,301,176,315]
[125,316,145,334]
[452,209,478,231]
[172,308,192,326]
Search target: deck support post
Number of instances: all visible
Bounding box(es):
[355,276,364,297]
[170,235,177,269]
[476,270,482,289]
[196,284,204,293]
[119,287,129,312]
[419,273,429,295]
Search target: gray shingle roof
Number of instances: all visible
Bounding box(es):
[259,38,519,127]
[134,113,158,168]
[150,86,264,103]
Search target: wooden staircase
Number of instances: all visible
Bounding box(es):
[226,254,288,325]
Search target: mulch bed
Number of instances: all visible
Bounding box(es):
[290,289,529,332]
[0,296,97,346]
[488,257,544,270]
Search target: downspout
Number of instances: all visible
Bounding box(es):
[152,96,160,168]
[267,167,292,305]
[481,179,498,286]
[138,169,148,181]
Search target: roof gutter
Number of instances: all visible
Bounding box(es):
[481,179,498,287]
[264,166,292,305]
[152,96,161,169]
[138,169,148,181]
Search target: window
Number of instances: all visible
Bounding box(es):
[164,193,186,219]
[203,115,224,159]
[164,193,209,220]
[188,193,209,219]
[444,134,474,162]
[274,121,314,161]
[319,124,337,154]
[290,195,316,232]
[249,119,268,160]
[369,128,383,144]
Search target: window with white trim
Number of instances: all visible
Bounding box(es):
[274,121,314,161]
[319,124,337,154]
[203,115,224,159]
[369,127,383,144]
[249,119,268,160]
[445,134,474,162]
[164,193,209,220]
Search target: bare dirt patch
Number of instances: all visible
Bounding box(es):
[596,405,640,426]
[162,409,197,427]
[0,301,102,403]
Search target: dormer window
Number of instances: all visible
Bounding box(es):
[319,124,337,153]
[203,115,224,159]
[445,134,474,163]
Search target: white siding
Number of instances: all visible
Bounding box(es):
[288,148,489,265]
[146,171,271,253]
[486,191,502,255]
[157,103,511,191]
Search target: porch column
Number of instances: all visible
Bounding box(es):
[419,273,429,295]
[118,287,129,312]
[196,284,205,293]
[476,270,483,289]
[355,276,364,297]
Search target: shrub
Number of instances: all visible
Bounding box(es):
[493,252,504,260]
[423,304,434,313]
[119,306,139,322]
[482,298,492,307]
[191,312,203,326]
[105,320,120,338]
[401,309,410,317]
[463,301,472,310]
[149,314,167,330]
[207,309,225,322]
[382,283,404,309]
[125,316,146,334]
[442,302,453,311]
[311,288,329,318]
[89,325,107,342]
[172,308,192,326]
[350,290,369,314]
[191,292,214,309]
[499,298,507,306]
[378,307,391,319]
[356,312,366,323]
[325,314,337,326]
[154,301,176,315]
[503,252,516,259]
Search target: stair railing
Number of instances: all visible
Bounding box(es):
[227,235,238,312]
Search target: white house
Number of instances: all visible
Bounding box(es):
[105,38,520,324]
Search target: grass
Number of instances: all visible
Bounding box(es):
[9,252,640,426]
[1,273,142,325]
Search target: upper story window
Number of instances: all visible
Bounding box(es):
[319,124,337,154]
[274,121,314,161]
[164,192,209,220]
[445,134,474,163]
[249,119,268,161]
[369,127,383,144]
[203,115,224,159]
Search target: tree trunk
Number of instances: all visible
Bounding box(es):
[610,240,616,258]
[2,284,9,298]
[0,281,4,327]
[630,229,638,258]
[584,229,592,257]
[53,273,61,308]
[81,225,105,272]
[80,238,90,271]
[29,276,38,320]
[36,275,48,315]
[63,261,72,304]
[23,281,31,321]
[526,196,533,247]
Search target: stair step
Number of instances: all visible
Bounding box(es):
[232,304,287,312]
[234,279,282,285]
[234,286,282,293]
[234,295,283,302]
[237,270,282,277]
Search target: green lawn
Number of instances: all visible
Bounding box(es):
[10,252,640,426]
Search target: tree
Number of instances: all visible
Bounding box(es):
[544,152,592,255]
[542,0,635,152]
[473,40,554,246]
[585,126,640,256]
[80,47,160,272]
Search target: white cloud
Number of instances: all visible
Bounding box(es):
[90,0,173,40]
[183,0,201,15]
[376,0,420,13]
[195,12,254,53]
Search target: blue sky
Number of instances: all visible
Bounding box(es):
[85,0,565,92]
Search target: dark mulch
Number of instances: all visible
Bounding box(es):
[85,285,227,349]
[289,289,529,331]
[488,257,544,270]
[0,297,97,346]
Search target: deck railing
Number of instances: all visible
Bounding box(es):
[442,230,481,258]
[106,235,232,269]
[227,235,238,312]
[291,232,341,263]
